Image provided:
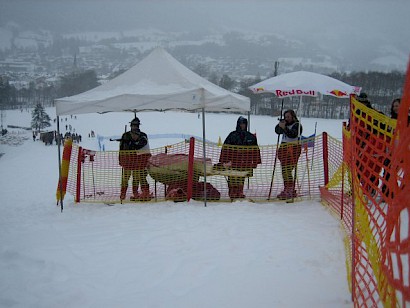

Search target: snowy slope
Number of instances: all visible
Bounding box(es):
[0,109,351,307]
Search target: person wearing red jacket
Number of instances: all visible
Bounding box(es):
[218,116,261,199]
[119,117,152,201]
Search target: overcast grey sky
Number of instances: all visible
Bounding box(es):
[1,0,409,39]
[1,0,409,70]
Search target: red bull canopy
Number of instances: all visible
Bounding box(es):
[249,71,361,98]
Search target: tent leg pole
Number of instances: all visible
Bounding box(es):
[247,111,251,190]
[202,107,207,207]
[56,115,64,212]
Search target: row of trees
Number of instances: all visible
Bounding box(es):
[0,70,406,119]
[0,70,99,109]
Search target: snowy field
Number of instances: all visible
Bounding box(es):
[0,108,351,307]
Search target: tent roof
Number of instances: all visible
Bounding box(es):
[55,47,250,116]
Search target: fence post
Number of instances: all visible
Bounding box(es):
[56,138,73,207]
[75,147,83,203]
[322,132,329,186]
[341,122,348,220]
[186,137,195,201]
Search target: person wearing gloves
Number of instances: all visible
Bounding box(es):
[275,110,303,200]
[119,117,153,201]
[218,116,261,200]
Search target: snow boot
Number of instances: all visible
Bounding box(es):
[229,185,245,200]
[120,186,127,200]
[236,184,245,199]
[277,190,288,200]
[130,186,141,201]
[277,182,289,200]
[139,186,153,201]
[277,182,296,200]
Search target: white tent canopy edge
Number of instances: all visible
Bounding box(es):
[55,47,250,116]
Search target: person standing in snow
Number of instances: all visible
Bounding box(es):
[275,109,302,200]
[388,97,409,123]
[381,97,403,199]
[119,117,153,201]
[218,116,261,200]
[354,93,387,198]
[390,97,401,120]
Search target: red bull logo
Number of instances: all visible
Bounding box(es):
[329,89,348,97]
[275,89,316,98]
[254,87,265,92]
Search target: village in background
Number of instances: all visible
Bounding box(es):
[0,26,406,120]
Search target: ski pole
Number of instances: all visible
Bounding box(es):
[289,114,303,203]
[120,124,126,203]
[91,155,96,199]
[305,146,311,199]
[297,136,314,198]
[310,122,317,171]
[267,99,284,200]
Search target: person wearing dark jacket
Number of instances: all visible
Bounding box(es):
[218,116,261,199]
[381,97,402,199]
[119,117,152,201]
[275,110,302,200]
[355,93,390,197]
[390,97,400,119]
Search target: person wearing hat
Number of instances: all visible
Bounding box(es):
[118,117,153,201]
[275,109,303,200]
[354,92,388,198]
[218,116,261,200]
[356,92,372,109]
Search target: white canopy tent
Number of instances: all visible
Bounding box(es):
[55,47,250,209]
[55,47,249,115]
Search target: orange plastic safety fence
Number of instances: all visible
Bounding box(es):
[64,134,334,204]
[321,61,410,307]
[381,62,410,307]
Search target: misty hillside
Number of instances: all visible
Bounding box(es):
[0,0,409,75]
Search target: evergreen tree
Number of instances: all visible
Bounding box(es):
[58,70,99,98]
[31,103,51,132]
[219,74,235,90]
[208,72,219,85]
[0,76,12,109]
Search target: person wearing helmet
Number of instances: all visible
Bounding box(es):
[118,117,153,201]
[218,116,261,200]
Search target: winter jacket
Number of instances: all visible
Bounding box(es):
[275,121,302,143]
[275,120,302,166]
[219,118,261,169]
[119,130,151,170]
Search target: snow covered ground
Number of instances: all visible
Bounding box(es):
[0,108,351,307]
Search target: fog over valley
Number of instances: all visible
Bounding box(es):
[0,0,409,75]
